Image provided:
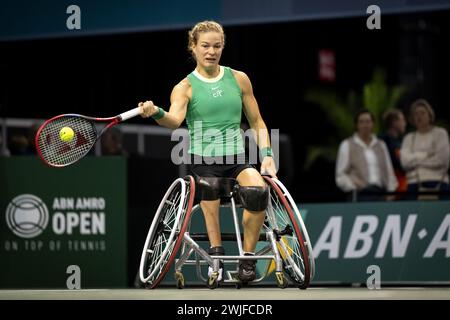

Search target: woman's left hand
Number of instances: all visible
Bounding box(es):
[261,156,277,178]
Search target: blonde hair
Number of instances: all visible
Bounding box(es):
[187,21,225,58]
[409,99,435,126]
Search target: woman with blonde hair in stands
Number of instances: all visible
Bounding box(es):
[400,99,450,199]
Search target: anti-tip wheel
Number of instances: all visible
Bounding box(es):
[207,272,219,289]
[175,271,185,289]
[275,272,289,289]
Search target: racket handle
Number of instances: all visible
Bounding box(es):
[119,107,141,121]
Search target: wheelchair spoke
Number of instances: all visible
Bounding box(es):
[164,191,181,225]
[262,176,312,287]
[279,239,305,281]
[148,241,162,274]
[140,177,195,287]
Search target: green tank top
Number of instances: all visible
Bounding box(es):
[187,66,245,157]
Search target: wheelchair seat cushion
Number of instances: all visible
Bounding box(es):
[195,176,238,201]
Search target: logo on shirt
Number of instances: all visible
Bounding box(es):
[211,86,223,98]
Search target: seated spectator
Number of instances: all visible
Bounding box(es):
[379,109,407,195]
[400,99,450,200]
[336,109,398,201]
[8,123,40,156]
[101,127,127,156]
[26,122,40,155]
[9,133,32,155]
[0,132,11,156]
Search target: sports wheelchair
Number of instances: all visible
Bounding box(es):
[139,175,315,289]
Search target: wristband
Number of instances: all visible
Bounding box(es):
[151,107,165,120]
[260,147,273,158]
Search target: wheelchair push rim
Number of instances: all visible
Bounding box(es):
[263,176,311,289]
[139,176,195,288]
[271,178,315,279]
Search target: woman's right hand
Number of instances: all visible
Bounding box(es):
[138,100,158,118]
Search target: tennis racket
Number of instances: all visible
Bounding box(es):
[35,107,141,168]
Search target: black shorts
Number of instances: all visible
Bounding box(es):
[188,153,255,180]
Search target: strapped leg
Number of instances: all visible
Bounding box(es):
[200,200,222,247]
[235,168,267,283]
[208,246,225,282]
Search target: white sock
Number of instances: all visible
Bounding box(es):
[243,251,255,256]
[208,263,223,281]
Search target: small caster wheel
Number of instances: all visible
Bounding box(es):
[207,272,219,289]
[143,282,152,289]
[275,272,289,289]
[175,271,185,289]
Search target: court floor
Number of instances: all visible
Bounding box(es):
[1,287,449,300]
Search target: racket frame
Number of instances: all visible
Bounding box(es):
[35,107,141,168]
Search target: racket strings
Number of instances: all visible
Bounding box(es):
[37,116,97,166]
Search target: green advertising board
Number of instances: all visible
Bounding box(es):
[3,157,448,288]
[304,201,450,284]
[0,157,127,288]
[170,201,450,286]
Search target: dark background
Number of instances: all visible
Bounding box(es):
[2,7,450,287]
[2,10,450,200]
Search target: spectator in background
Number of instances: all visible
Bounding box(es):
[27,122,40,154]
[336,108,398,201]
[101,127,127,156]
[379,109,407,195]
[8,122,40,156]
[9,134,32,155]
[0,132,11,156]
[400,99,450,200]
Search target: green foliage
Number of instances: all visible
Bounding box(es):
[304,89,355,139]
[362,68,408,132]
[303,67,408,170]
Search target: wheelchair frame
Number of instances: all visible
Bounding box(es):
[139,175,315,289]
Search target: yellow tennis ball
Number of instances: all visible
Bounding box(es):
[59,126,75,142]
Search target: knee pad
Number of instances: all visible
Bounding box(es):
[196,176,220,200]
[236,186,269,212]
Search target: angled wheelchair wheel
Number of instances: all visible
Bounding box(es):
[263,176,313,289]
[139,176,195,288]
[271,178,315,280]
